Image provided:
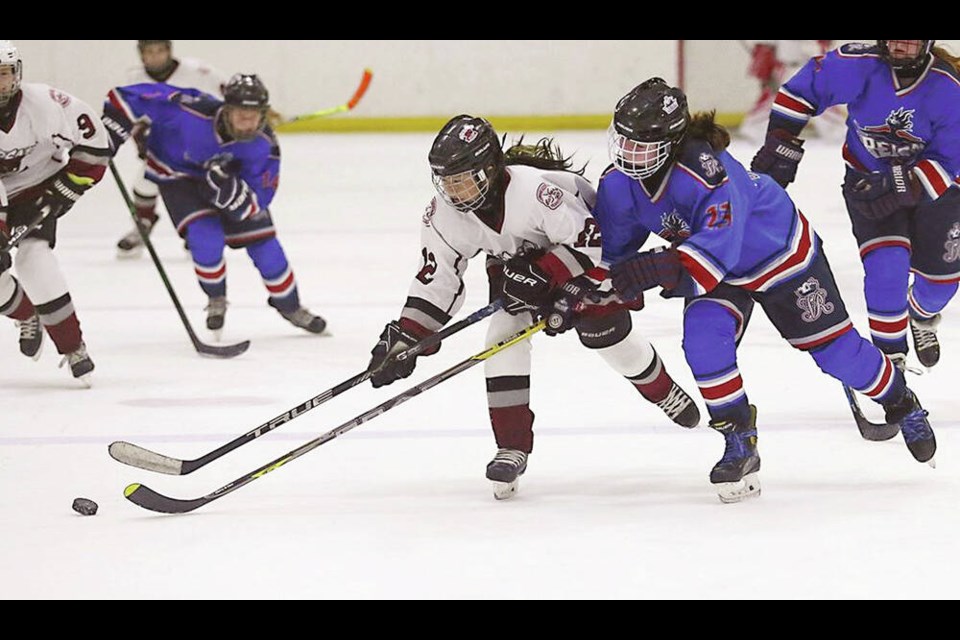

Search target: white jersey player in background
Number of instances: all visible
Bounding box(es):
[365,115,700,500]
[737,40,847,144]
[115,40,228,257]
[0,40,111,385]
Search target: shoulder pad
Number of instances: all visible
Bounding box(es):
[676,140,727,187]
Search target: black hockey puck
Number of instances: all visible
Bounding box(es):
[72,497,98,516]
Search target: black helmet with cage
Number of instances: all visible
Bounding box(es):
[220,73,270,141]
[428,114,505,214]
[608,77,689,180]
[877,40,935,73]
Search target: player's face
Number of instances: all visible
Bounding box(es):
[140,43,172,73]
[0,64,18,104]
[433,169,486,212]
[225,106,264,140]
[609,126,671,179]
[885,40,925,63]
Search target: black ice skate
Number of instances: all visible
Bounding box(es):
[116,216,156,259]
[909,314,941,369]
[884,388,937,466]
[16,312,43,361]
[275,305,327,334]
[59,341,94,387]
[205,296,228,339]
[655,382,701,428]
[708,405,761,503]
[486,448,528,500]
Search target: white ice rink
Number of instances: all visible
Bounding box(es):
[2,132,958,600]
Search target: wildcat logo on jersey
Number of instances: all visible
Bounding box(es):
[0,143,35,175]
[795,277,835,322]
[536,183,563,210]
[943,222,960,263]
[658,210,691,243]
[699,152,721,178]
[422,198,437,226]
[856,108,925,160]
[48,88,70,107]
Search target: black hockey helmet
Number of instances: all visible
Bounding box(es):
[428,114,505,213]
[877,40,934,72]
[608,77,689,179]
[220,73,270,141]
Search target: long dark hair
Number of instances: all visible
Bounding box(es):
[681,110,731,153]
[503,136,587,176]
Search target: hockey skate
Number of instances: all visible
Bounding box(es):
[59,341,94,387]
[486,448,528,500]
[275,305,327,334]
[909,313,941,369]
[884,389,937,466]
[708,405,761,504]
[205,296,228,340]
[116,216,156,259]
[655,382,701,428]
[16,312,43,361]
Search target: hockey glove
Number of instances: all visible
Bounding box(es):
[610,246,682,302]
[501,254,553,316]
[750,129,805,188]
[367,320,439,388]
[35,172,92,220]
[842,165,922,221]
[543,275,601,336]
[205,164,255,220]
[131,121,151,160]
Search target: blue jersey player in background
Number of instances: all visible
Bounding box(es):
[588,78,936,503]
[102,73,326,337]
[751,40,960,371]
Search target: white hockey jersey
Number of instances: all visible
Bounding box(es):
[0,83,110,201]
[401,164,602,333]
[124,57,226,97]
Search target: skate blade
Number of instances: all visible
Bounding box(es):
[76,373,93,389]
[715,472,761,504]
[210,329,223,342]
[492,479,519,501]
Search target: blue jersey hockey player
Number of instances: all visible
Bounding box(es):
[751,40,960,370]
[588,78,936,503]
[102,73,326,336]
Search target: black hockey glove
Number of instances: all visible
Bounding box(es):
[501,254,553,316]
[367,320,435,388]
[750,129,805,188]
[544,275,599,336]
[35,172,91,220]
[610,246,682,303]
[205,164,255,220]
[842,165,922,221]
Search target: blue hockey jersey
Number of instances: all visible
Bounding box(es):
[102,82,280,211]
[769,42,960,200]
[594,138,816,297]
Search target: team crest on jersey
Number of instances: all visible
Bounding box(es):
[795,277,835,322]
[662,95,679,115]
[943,222,960,263]
[0,143,35,175]
[699,152,721,177]
[536,183,563,210]
[856,108,925,160]
[423,198,437,226]
[48,88,70,107]
[658,210,691,243]
[459,124,479,143]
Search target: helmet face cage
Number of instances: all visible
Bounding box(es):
[608,122,673,179]
[0,40,22,107]
[221,74,270,141]
[878,40,934,70]
[428,115,503,213]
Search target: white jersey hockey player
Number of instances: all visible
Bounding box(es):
[115,40,228,257]
[365,114,700,500]
[0,40,111,385]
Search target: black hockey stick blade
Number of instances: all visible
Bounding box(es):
[842,384,900,441]
[125,483,208,514]
[193,336,251,359]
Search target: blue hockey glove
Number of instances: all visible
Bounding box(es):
[843,165,922,220]
[750,129,805,188]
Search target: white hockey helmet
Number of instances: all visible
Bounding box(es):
[0,40,23,106]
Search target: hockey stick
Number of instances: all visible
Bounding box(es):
[280,68,373,124]
[0,210,50,254]
[841,384,900,441]
[109,160,250,359]
[108,299,504,475]
[122,317,547,514]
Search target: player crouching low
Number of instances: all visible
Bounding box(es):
[365,115,700,501]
